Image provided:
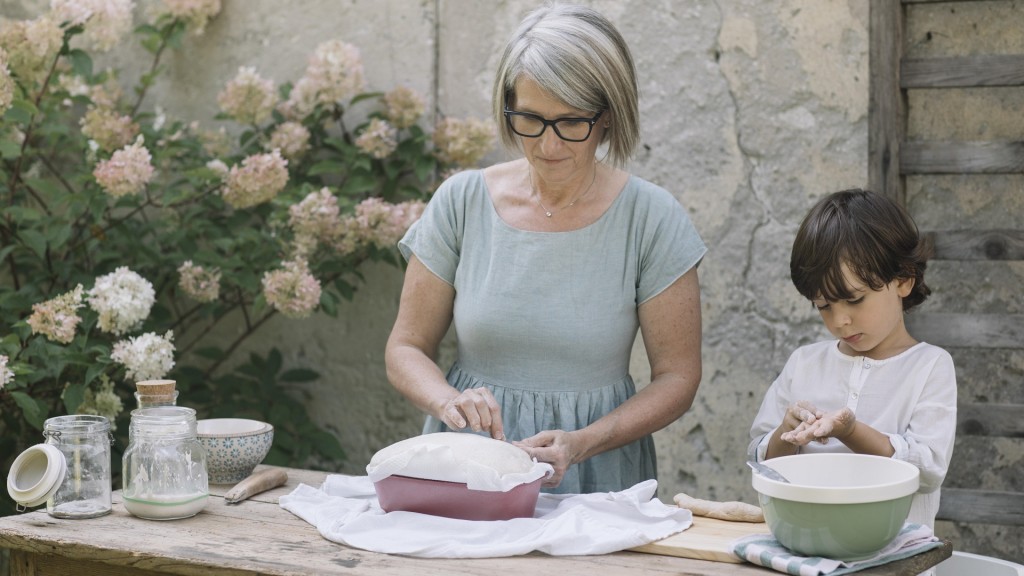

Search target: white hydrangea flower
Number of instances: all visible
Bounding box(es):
[87,266,155,335]
[110,331,175,382]
[0,355,14,390]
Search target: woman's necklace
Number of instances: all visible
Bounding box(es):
[532,166,598,218]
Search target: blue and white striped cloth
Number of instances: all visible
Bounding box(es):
[730,523,942,575]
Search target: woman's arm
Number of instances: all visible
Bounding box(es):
[518,267,703,485]
[384,256,504,438]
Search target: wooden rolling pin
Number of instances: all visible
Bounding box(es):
[674,492,764,523]
[224,468,289,505]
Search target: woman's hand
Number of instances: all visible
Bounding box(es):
[515,430,581,488]
[781,406,856,445]
[440,387,505,440]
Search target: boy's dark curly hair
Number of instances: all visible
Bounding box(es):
[790,188,932,311]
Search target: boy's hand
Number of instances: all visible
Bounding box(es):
[781,401,824,434]
[781,407,856,445]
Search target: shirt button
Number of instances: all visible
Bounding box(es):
[851,392,859,399]
[864,361,872,369]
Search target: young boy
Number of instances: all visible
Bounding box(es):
[748,189,957,529]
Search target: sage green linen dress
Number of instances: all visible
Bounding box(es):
[398,169,706,494]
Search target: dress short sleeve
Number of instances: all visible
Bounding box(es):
[633,179,707,304]
[397,171,472,286]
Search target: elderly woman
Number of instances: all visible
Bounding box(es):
[385,3,706,493]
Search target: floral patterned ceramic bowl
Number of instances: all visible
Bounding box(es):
[196,419,274,484]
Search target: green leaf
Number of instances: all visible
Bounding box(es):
[279,368,320,383]
[308,160,348,177]
[67,49,93,77]
[11,391,47,431]
[310,429,346,461]
[84,362,105,388]
[4,98,38,124]
[62,382,86,413]
[18,229,48,260]
[349,92,383,106]
[194,347,226,361]
[0,138,21,159]
[319,289,338,317]
[266,348,283,375]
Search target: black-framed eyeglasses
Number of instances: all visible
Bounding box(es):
[503,108,604,142]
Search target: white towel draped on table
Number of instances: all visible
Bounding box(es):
[279,475,692,558]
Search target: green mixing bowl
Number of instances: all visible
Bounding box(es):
[751,453,919,561]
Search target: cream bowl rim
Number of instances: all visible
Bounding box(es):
[196,418,273,438]
[751,453,919,504]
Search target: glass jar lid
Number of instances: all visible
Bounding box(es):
[6,444,67,509]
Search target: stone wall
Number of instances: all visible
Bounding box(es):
[5,0,1019,560]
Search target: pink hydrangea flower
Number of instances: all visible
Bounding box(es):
[280,40,364,117]
[51,0,135,52]
[111,331,175,382]
[355,118,398,159]
[383,86,425,129]
[177,260,220,302]
[155,0,221,34]
[268,121,311,160]
[261,259,321,319]
[87,266,155,335]
[80,106,139,152]
[288,187,341,256]
[432,117,495,168]
[0,48,13,114]
[93,136,154,198]
[0,355,13,389]
[221,149,289,209]
[27,284,85,344]
[0,15,63,86]
[217,66,277,125]
[334,198,425,256]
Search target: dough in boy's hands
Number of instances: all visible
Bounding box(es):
[674,492,764,522]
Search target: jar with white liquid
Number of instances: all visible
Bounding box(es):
[6,415,113,519]
[122,406,209,520]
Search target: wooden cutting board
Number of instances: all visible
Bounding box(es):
[629,515,771,563]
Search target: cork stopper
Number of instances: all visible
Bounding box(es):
[134,380,178,409]
[135,379,176,396]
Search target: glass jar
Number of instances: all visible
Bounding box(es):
[43,415,112,519]
[122,406,209,520]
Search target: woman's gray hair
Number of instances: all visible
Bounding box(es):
[492,3,639,167]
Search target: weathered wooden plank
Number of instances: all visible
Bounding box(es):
[10,551,170,576]
[901,141,1024,174]
[906,313,1024,348]
[957,403,1024,438]
[937,489,1024,526]
[925,229,1024,261]
[869,0,906,203]
[902,55,1024,88]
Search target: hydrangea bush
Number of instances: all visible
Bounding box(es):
[0,0,495,511]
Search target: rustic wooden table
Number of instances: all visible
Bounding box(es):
[0,465,951,576]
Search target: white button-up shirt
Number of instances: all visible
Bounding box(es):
[749,340,957,528]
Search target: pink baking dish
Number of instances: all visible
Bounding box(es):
[373,474,543,521]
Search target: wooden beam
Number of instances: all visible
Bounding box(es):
[957,403,1024,438]
[901,141,1024,174]
[937,488,1024,526]
[906,313,1024,348]
[902,55,1024,88]
[869,0,906,204]
[925,229,1024,260]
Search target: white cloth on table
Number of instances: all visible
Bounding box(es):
[279,475,692,558]
[730,522,942,575]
